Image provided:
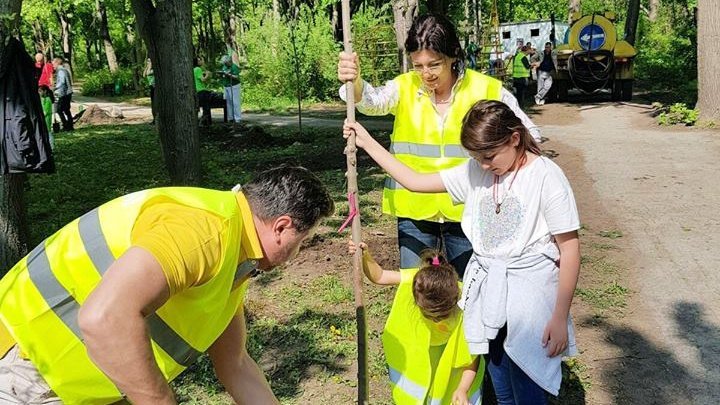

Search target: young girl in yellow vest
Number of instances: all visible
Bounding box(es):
[344,99,580,404]
[349,242,481,405]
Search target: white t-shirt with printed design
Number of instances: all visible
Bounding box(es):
[440,155,580,258]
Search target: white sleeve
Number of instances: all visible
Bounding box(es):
[541,166,580,235]
[500,87,541,142]
[440,160,473,205]
[338,79,399,116]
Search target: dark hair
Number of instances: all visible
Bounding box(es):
[545,42,552,47]
[242,165,334,233]
[405,14,465,72]
[460,100,541,155]
[412,250,459,322]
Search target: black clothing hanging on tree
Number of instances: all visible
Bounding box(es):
[0,37,54,174]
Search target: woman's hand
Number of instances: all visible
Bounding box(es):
[542,313,569,357]
[451,389,470,405]
[337,51,360,83]
[343,121,371,149]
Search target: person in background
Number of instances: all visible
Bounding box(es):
[143,58,155,125]
[52,57,73,132]
[511,46,531,107]
[220,55,242,123]
[34,52,54,89]
[533,42,557,105]
[38,85,54,149]
[194,56,213,126]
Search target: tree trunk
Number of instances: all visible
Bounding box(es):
[96,0,118,72]
[568,0,581,23]
[392,0,418,73]
[624,0,641,45]
[131,0,202,185]
[0,0,29,275]
[697,0,720,123]
[648,0,659,22]
[56,3,73,64]
[126,23,142,94]
[222,0,239,62]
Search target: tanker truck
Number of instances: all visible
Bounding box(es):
[554,11,637,101]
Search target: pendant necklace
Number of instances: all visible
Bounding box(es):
[492,154,527,214]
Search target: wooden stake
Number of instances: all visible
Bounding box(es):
[340,1,369,403]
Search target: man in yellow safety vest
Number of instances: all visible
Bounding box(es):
[0,166,334,404]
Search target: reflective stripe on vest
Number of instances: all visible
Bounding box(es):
[0,188,248,404]
[384,70,502,221]
[29,208,205,368]
[382,269,484,404]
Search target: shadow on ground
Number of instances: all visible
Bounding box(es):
[582,300,720,404]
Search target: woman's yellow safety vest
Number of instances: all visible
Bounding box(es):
[382,269,483,404]
[0,188,254,404]
[512,53,530,78]
[384,69,503,222]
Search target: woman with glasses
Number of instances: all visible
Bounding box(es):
[337,14,540,279]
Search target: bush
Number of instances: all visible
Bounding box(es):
[81,68,137,96]
[657,103,698,126]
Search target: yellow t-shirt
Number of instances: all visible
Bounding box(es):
[0,192,262,358]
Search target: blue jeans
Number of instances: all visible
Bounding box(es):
[486,326,548,405]
[397,218,472,278]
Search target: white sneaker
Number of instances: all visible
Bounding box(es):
[538,99,545,105]
[534,96,541,105]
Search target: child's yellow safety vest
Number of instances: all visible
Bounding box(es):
[382,269,483,404]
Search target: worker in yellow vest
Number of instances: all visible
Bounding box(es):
[511,46,532,106]
[338,14,540,280]
[349,241,482,405]
[0,166,334,404]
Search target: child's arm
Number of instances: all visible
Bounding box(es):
[542,230,580,357]
[348,241,400,285]
[343,121,446,193]
[451,357,480,405]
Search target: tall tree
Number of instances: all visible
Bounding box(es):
[697,0,720,123]
[96,0,118,72]
[648,0,659,22]
[568,0,580,23]
[624,0,641,45]
[131,0,201,185]
[56,0,73,63]
[0,0,29,274]
[392,0,417,73]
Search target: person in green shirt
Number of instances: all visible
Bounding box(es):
[220,55,241,123]
[39,85,54,149]
[143,58,155,125]
[194,56,213,125]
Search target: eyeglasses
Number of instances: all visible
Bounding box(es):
[412,59,446,75]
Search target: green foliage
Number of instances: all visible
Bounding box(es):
[352,4,398,85]
[81,68,137,96]
[635,1,697,104]
[241,8,339,109]
[657,103,699,126]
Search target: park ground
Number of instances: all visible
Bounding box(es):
[32,92,720,404]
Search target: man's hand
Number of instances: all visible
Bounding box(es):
[209,313,279,405]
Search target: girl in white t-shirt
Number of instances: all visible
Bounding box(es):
[343,100,581,403]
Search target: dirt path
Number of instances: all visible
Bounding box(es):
[539,102,720,404]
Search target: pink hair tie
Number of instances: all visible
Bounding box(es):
[431,256,440,266]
